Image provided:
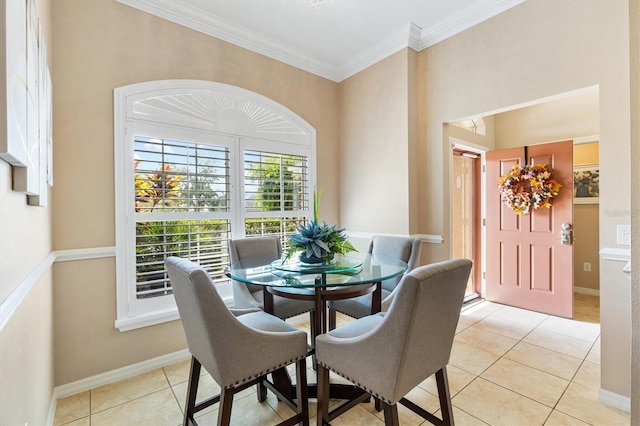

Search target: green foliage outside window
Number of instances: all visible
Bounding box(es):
[133,152,306,298]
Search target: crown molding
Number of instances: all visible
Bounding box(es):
[338,22,423,81]
[117,0,524,83]
[117,0,343,81]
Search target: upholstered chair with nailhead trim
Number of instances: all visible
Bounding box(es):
[316,259,472,426]
[166,256,309,426]
[327,235,422,330]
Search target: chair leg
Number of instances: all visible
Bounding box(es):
[296,358,309,426]
[184,356,201,426]
[316,364,331,426]
[309,311,316,339]
[435,367,454,426]
[328,308,336,331]
[217,387,235,426]
[374,397,382,412]
[309,311,318,367]
[382,402,400,426]
[257,376,268,402]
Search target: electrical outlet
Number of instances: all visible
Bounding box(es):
[583,262,591,272]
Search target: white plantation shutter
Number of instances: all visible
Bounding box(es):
[133,137,232,299]
[114,81,315,330]
[243,148,309,242]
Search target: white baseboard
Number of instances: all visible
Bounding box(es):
[53,349,191,399]
[598,388,631,413]
[46,392,57,426]
[574,286,600,296]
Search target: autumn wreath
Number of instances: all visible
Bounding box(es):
[498,164,562,215]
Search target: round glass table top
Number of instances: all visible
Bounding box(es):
[225,253,407,288]
[271,254,363,273]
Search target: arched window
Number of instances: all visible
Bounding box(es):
[114,80,316,330]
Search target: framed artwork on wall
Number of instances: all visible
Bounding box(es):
[1,0,29,167]
[13,0,41,196]
[573,165,599,204]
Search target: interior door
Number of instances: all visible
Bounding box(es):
[486,140,573,318]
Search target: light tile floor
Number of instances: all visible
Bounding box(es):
[54,294,631,425]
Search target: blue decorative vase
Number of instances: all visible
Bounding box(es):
[299,252,333,264]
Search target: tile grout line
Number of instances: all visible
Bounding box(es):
[455,305,600,425]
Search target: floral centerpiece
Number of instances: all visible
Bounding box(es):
[284,191,357,263]
[498,164,562,215]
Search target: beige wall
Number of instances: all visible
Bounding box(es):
[494,88,599,147]
[629,0,639,422]
[338,49,412,236]
[0,0,54,424]
[50,0,339,385]
[418,0,632,398]
[573,143,600,292]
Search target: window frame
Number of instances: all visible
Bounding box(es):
[114,81,315,331]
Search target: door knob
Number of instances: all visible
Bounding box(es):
[561,223,573,245]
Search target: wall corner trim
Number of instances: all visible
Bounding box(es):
[413,234,445,244]
[55,246,116,262]
[599,247,631,262]
[346,231,444,244]
[598,388,631,413]
[0,252,56,331]
[0,247,116,332]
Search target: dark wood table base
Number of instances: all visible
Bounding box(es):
[265,280,383,422]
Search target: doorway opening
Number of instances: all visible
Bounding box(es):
[447,87,600,321]
[451,143,484,303]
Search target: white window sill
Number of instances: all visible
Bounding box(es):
[115,292,234,332]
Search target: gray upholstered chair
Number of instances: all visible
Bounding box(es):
[327,235,422,329]
[316,259,472,426]
[165,256,309,426]
[229,236,316,332]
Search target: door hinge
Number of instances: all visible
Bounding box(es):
[483,272,486,279]
[482,164,486,173]
[482,218,486,226]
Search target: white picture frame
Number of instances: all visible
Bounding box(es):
[1,0,29,167]
[28,23,51,206]
[13,0,40,195]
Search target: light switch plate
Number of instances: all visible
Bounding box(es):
[617,224,631,245]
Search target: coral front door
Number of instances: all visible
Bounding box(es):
[486,141,573,318]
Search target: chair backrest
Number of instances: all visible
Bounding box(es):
[368,235,422,292]
[229,236,282,293]
[166,256,261,387]
[373,259,472,402]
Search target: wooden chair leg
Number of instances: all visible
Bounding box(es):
[184,356,201,426]
[257,375,268,402]
[217,387,235,426]
[383,402,400,426]
[316,364,331,425]
[309,311,318,367]
[435,367,454,426]
[328,308,336,331]
[374,397,382,411]
[296,358,309,426]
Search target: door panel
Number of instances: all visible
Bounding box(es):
[486,141,573,317]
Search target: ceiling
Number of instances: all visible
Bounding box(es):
[117,0,525,82]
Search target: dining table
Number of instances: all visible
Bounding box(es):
[224,252,408,411]
[225,252,407,340]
